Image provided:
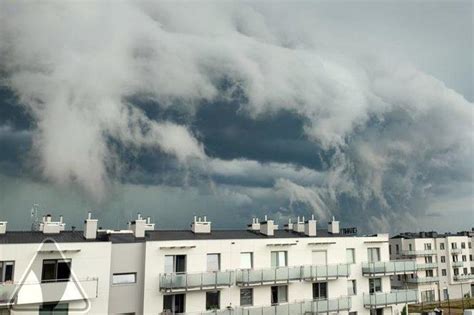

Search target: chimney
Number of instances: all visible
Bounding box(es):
[328,216,340,234]
[0,221,6,234]
[191,216,211,234]
[305,215,317,237]
[260,215,277,236]
[84,212,98,240]
[39,214,65,234]
[247,217,261,231]
[284,218,293,231]
[293,216,305,233]
[131,213,148,238]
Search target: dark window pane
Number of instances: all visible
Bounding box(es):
[271,286,278,304]
[4,263,13,282]
[240,288,253,306]
[175,294,185,313]
[163,295,173,312]
[42,261,57,282]
[206,291,220,310]
[175,255,186,273]
[57,262,71,281]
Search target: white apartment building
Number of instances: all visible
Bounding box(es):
[390,231,474,304]
[0,213,419,315]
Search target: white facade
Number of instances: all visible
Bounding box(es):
[390,231,474,303]
[0,214,422,315]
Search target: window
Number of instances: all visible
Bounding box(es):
[469,242,472,249]
[240,253,253,269]
[0,261,14,283]
[452,255,458,262]
[440,243,445,250]
[271,251,287,267]
[313,282,327,299]
[346,249,355,264]
[347,280,357,296]
[426,270,434,277]
[443,289,449,300]
[206,291,220,310]
[451,242,457,249]
[453,268,459,276]
[164,255,186,273]
[462,255,467,262]
[425,256,433,263]
[424,243,432,250]
[240,288,253,306]
[370,309,383,315]
[207,254,220,272]
[163,294,185,313]
[471,267,474,274]
[389,245,391,255]
[367,248,380,262]
[349,312,358,315]
[461,242,466,249]
[39,303,69,315]
[369,278,382,293]
[42,259,71,282]
[463,268,468,275]
[470,255,473,261]
[421,290,435,303]
[441,256,446,263]
[409,244,413,251]
[395,244,399,254]
[442,269,447,276]
[271,285,288,304]
[397,275,401,281]
[112,273,136,285]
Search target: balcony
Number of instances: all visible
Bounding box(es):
[405,276,439,284]
[159,271,233,292]
[0,278,98,306]
[165,297,351,315]
[452,261,464,267]
[364,290,417,308]
[401,250,436,257]
[236,264,350,286]
[416,263,438,270]
[450,248,462,254]
[453,274,474,282]
[362,260,416,276]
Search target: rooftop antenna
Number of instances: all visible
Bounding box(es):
[30,203,40,231]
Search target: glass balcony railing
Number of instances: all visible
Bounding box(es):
[453,274,474,281]
[416,263,438,270]
[401,250,436,257]
[405,276,439,284]
[362,260,416,275]
[452,261,464,267]
[236,264,350,286]
[165,296,352,315]
[364,290,418,307]
[159,271,233,292]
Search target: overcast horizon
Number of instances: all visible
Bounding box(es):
[0,0,472,234]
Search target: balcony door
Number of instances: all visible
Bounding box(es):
[165,255,186,273]
[312,250,327,265]
[163,294,185,314]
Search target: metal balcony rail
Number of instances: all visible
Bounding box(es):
[160,271,233,292]
[363,290,417,307]
[416,263,438,270]
[164,296,352,315]
[400,250,436,257]
[236,264,350,286]
[453,274,474,281]
[362,260,416,276]
[405,276,439,284]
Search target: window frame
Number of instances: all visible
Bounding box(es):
[240,288,253,306]
[112,272,137,285]
[0,261,14,283]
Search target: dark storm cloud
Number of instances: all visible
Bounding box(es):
[0,1,472,233]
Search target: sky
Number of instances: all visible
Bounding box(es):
[0,0,472,234]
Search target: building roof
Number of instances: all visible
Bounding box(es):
[0,227,360,244]
[391,230,474,240]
